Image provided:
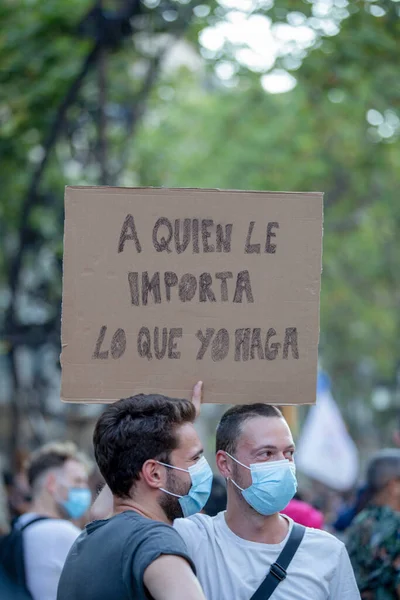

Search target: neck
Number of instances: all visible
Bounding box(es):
[374,491,400,513]
[31,495,61,519]
[224,485,289,544]
[113,495,170,524]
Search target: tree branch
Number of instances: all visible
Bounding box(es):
[97,46,109,184]
[113,51,165,181]
[6,43,101,329]
[114,0,200,180]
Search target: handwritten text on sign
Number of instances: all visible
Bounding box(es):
[92,215,298,364]
[61,187,323,404]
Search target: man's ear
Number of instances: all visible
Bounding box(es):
[387,478,400,497]
[142,460,166,490]
[216,451,233,479]
[46,472,58,495]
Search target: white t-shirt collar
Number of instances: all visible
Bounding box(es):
[216,510,294,550]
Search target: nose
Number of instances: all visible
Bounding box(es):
[276,452,288,462]
[76,481,90,489]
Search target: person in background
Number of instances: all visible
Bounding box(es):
[281,493,324,529]
[69,451,96,530]
[17,442,91,600]
[347,449,400,599]
[5,450,32,521]
[332,485,369,534]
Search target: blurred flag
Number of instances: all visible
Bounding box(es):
[295,372,359,491]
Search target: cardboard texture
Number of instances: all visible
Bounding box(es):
[61,187,323,405]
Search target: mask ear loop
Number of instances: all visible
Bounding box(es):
[224,452,250,491]
[229,478,244,492]
[225,452,251,470]
[157,461,189,473]
[157,462,189,499]
[159,488,183,498]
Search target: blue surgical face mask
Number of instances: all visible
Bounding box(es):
[61,488,92,520]
[226,452,297,516]
[158,456,213,517]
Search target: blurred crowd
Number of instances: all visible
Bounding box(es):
[0,444,356,538]
[1,435,400,599]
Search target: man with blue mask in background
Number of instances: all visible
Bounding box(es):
[58,389,210,600]
[174,402,360,600]
[16,442,91,600]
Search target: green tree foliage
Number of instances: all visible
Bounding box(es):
[0,0,399,453]
[132,0,400,435]
[0,0,216,457]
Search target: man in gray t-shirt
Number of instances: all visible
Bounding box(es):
[58,511,195,599]
[58,386,208,600]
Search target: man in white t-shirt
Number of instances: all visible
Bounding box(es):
[17,442,91,600]
[174,400,360,600]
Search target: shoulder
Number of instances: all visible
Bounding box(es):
[174,512,216,537]
[25,517,81,540]
[120,512,188,550]
[303,524,344,546]
[120,514,196,585]
[302,524,345,560]
[300,525,356,584]
[120,511,177,533]
[173,512,218,556]
[23,519,81,564]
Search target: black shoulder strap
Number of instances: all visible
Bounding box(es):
[17,516,50,533]
[0,516,50,593]
[250,523,306,600]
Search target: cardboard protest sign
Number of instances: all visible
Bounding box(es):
[61,187,323,405]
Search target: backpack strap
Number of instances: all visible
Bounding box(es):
[250,523,306,600]
[16,516,50,533]
[0,516,50,595]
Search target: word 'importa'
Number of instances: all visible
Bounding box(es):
[128,270,254,305]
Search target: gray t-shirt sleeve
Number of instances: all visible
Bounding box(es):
[123,521,196,597]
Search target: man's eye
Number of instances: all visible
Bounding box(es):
[260,451,273,458]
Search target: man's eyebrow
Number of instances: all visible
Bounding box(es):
[251,445,277,455]
[252,444,296,453]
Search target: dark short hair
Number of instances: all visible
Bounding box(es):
[216,404,283,455]
[26,442,83,490]
[366,448,400,495]
[93,394,196,498]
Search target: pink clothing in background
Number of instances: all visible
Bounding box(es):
[281,499,324,529]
